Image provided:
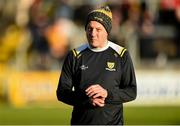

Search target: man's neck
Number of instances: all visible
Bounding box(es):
[88,41,109,52]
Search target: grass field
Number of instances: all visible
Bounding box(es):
[0,102,180,125]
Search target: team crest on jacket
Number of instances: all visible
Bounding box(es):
[105,62,116,71]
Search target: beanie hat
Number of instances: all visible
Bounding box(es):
[85,6,112,34]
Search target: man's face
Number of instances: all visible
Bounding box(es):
[86,21,108,48]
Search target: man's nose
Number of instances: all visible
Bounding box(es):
[91,29,96,37]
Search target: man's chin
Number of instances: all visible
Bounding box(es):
[89,43,98,48]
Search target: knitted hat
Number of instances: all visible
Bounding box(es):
[85,6,112,34]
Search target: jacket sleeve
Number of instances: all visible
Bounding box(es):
[105,51,137,104]
[56,51,90,107]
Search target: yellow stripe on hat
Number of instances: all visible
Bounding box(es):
[93,9,112,19]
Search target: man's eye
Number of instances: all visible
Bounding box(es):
[88,28,92,32]
[97,29,101,32]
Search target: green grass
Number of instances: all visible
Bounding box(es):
[124,106,180,125]
[0,106,72,125]
[0,102,180,125]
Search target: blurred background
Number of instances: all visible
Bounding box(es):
[0,0,180,125]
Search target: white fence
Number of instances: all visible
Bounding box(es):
[127,70,180,106]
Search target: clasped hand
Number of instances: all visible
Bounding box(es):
[85,84,108,107]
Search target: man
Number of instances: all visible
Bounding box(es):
[56,6,137,125]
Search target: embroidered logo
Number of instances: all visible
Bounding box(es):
[105,62,116,71]
[80,65,88,70]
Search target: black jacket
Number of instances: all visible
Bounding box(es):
[56,41,137,125]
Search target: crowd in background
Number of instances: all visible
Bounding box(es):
[0,0,180,70]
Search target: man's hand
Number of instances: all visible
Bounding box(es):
[91,97,105,107]
[85,84,108,107]
[86,84,108,98]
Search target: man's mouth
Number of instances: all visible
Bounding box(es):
[90,38,97,41]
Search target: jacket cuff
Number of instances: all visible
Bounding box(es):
[105,89,113,103]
